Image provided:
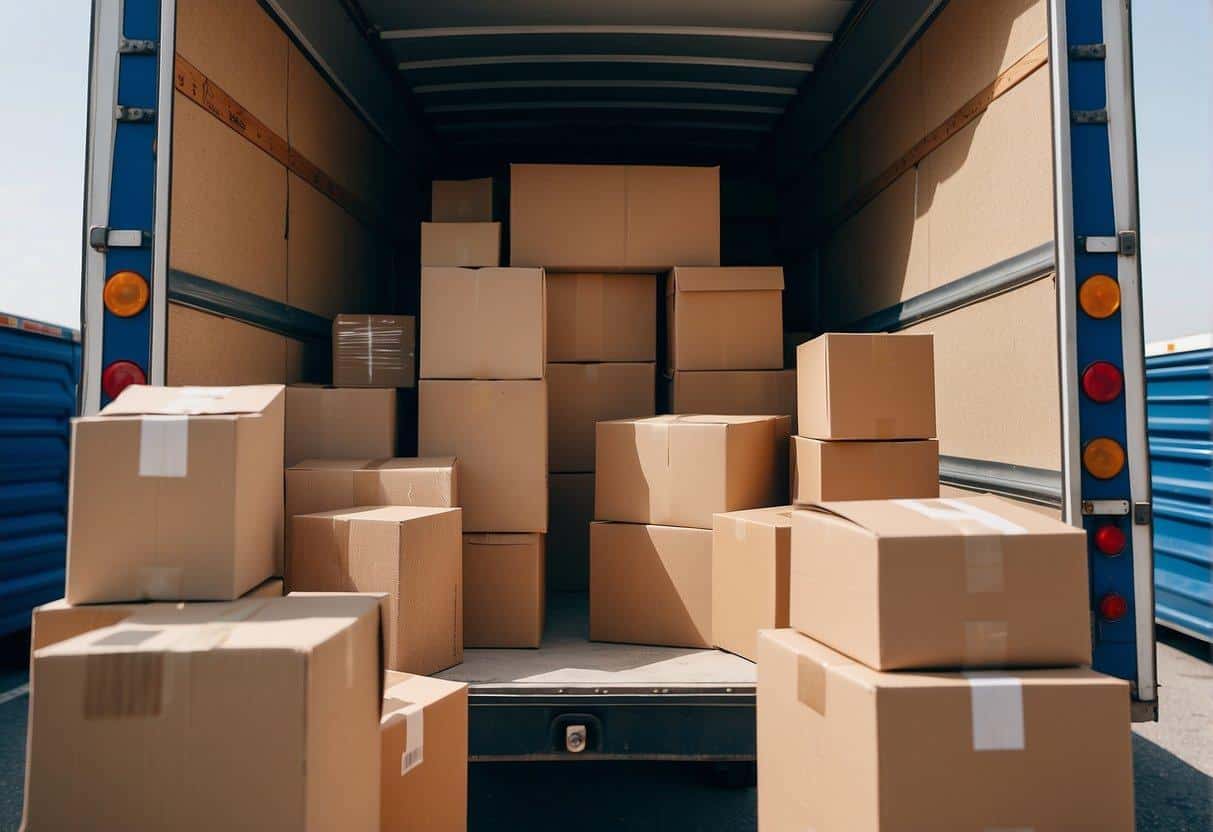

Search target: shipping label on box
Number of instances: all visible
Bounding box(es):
[463,533,545,648]
[546,273,657,362]
[790,436,939,504]
[548,362,655,472]
[333,315,416,389]
[711,506,792,661]
[667,267,784,372]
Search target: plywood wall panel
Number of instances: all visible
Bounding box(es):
[853,43,926,187]
[176,0,288,135]
[167,304,287,385]
[286,174,373,319]
[170,98,287,301]
[904,277,1061,470]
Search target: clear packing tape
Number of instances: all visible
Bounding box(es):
[334,315,411,384]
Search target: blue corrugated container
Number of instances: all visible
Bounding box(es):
[1146,337,1213,642]
[0,314,79,636]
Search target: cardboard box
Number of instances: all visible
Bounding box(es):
[548,473,594,591]
[595,415,784,529]
[421,222,501,267]
[712,506,792,661]
[757,629,1134,832]
[418,380,547,532]
[668,369,797,429]
[431,177,493,222]
[546,273,657,362]
[333,314,417,389]
[420,267,545,380]
[790,496,1092,670]
[381,670,468,832]
[23,595,384,831]
[66,384,283,604]
[31,577,284,651]
[510,164,719,271]
[286,457,458,523]
[667,267,784,372]
[590,522,712,648]
[290,506,463,675]
[463,534,545,648]
[548,362,655,472]
[791,436,940,503]
[284,385,397,467]
[797,332,937,440]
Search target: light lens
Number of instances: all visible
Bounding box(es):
[103,271,149,317]
[1082,361,1124,403]
[101,360,146,400]
[1099,592,1128,622]
[1079,275,1121,319]
[1094,524,1127,556]
[1083,437,1126,480]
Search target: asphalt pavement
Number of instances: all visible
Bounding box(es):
[0,627,1208,831]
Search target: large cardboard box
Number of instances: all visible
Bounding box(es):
[420,267,545,380]
[463,534,545,648]
[667,267,784,372]
[67,384,283,604]
[286,458,458,523]
[510,164,719,271]
[418,380,547,532]
[757,629,1134,832]
[548,473,594,591]
[712,506,792,661]
[590,522,712,648]
[668,369,797,429]
[797,332,937,440]
[23,595,384,831]
[791,496,1091,670]
[791,436,940,503]
[420,222,501,267]
[548,362,655,472]
[431,177,493,222]
[595,415,784,529]
[290,506,463,675]
[285,385,397,466]
[333,314,417,389]
[546,273,656,362]
[381,670,468,832]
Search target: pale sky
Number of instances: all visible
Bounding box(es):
[0,1,1208,343]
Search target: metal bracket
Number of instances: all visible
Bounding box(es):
[115,105,156,123]
[1081,499,1130,516]
[1133,502,1152,525]
[1079,231,1137,256]
[1072,108,1109,124]
[118,37,157,55]
[88,226,150,253]
[1069,43,1107,60]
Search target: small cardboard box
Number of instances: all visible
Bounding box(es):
[791,436,940,503]
[290,506,463,675]
[23,595,384,831]
[333,314,417,389]
[509,164,719,271]
[463,534,545,648]
[284,386,397,467]
[548,362,655,472]
[67,384,284,604]
[418,380,547,532]
[548,473,594,591]
[757,629,1134,832]
[431,177,493,222]
[286,458,458,524]
[595,415,784,529]
[381,670,468,832]
[790,496,1092,670]
[546,273,657,362]
[797,332,937,440]
[712,506,792,661]
[420,267,545,380]
[667,267,784,372]
[668,369,797,430]
[590,522,712,648]
[421,222,501,267]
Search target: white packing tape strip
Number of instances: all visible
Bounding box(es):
[965,673,1025,751]
[367,321,374,383]
[382,686,425,775]
[964,620,1010,666]
[894,498,1028,535]
[139,415,189,477]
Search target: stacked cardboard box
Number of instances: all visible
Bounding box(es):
[546,272,657,590]
[422,176,501,267]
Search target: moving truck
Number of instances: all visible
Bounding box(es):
[77,0,1158,760]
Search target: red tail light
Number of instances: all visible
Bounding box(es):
[1082,361,1124,403]
[102,360,146,400]
[1094,524,1127,556]
[1099,593,1128,622]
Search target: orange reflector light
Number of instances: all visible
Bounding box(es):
[1082,361,1124,403]
[103,271,149,317]
[1098,592,1128,622]
[102,360,145,400]
[1094,524,1126,556]
[1078,274,1121,319]
[1083,437,1126,479]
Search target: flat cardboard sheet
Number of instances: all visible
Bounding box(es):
[547,362,655,472]
[420,222,501,267]
[547,473,594,591]
[284,386,397,467]
[431,177,494,222]
[790,436,939,503]
[463,534,545,648]
[711,506,792,661]
[332,315,416,389]
[286,457,458,529]
[545,273,657,362]
[667,267,784,372]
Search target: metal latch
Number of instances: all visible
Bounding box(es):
[115,105,156,123]
[88,226,150,252]
[1069,43,1107,60]
[1079,231,1137,256]
[1133,502,1152,525]
[118,37,157,55]
[1072,109,1109,124]
[1081,499,1130,517]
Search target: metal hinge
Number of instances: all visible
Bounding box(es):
[1069,43,1107,60]
[1079,231,1137,256]
[115,105,156,123]
[118,37,157,55]
[1072,109,1109,124]
[1133,502,1152,525]
[88,226,150,252]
